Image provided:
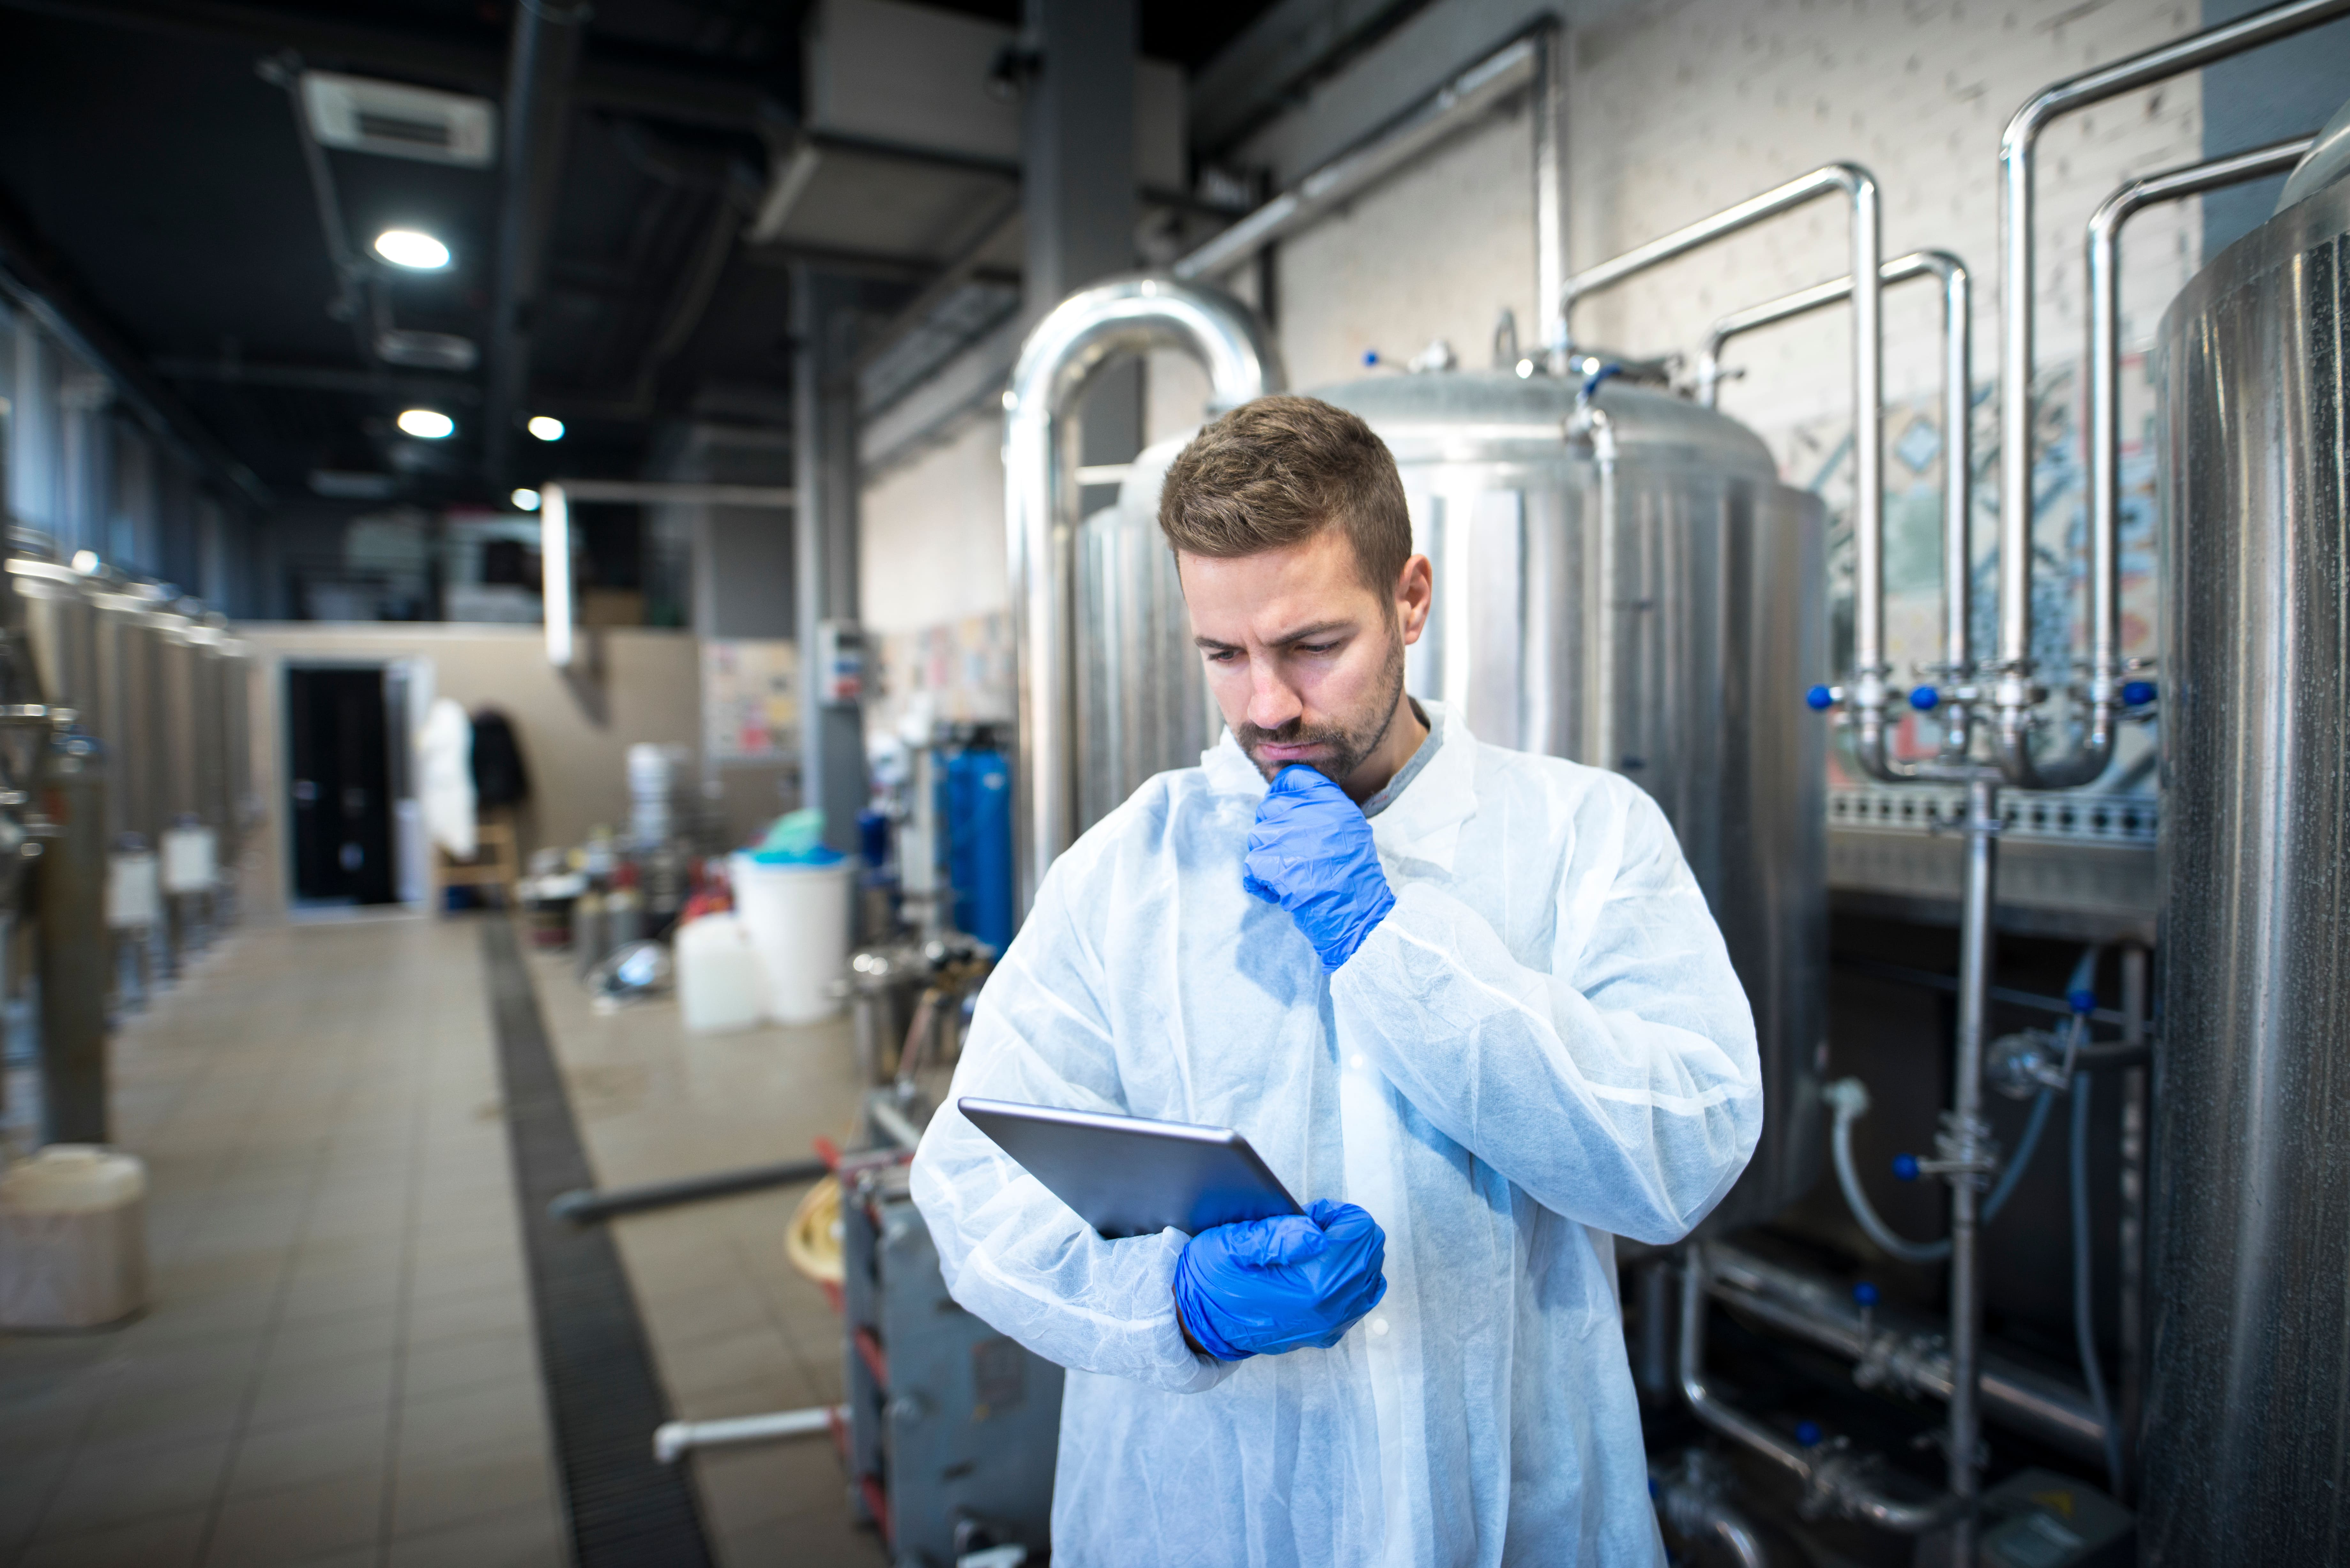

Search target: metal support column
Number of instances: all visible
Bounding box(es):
[791,267,867,859]
[38,730,108,1143]
[1022,0,1142,490]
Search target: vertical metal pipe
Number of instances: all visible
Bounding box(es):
[1531,22,1568,360]
[1004,278,1279,911]
[1947,774,2000,1564]
[1992,0,2350,773]
[37,726,108,1144]
[1938,253,1973,710]
[2117,941,2148,1498]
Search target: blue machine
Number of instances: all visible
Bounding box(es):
[943,747,1013,953]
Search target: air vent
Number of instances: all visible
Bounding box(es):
[301,71,497,168]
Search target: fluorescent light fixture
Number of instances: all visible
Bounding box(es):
[373,229,450,269]
[542,484,573,668]
[396,408,454,439]
[527,415,565,442]
[69,550,98,574]
[511,487,542,512]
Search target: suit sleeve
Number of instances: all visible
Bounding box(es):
[910,856,1232,1393]
[1330,780,1762,1243]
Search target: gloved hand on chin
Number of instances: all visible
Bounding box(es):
[1243,764,1395,972]
[1173,1199,1389,1360]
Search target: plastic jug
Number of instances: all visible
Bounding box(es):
[675,912,767,1033]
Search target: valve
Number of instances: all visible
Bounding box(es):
[1852,1281,1879,1308]
[2122,679,2157,707]
[1362,349,1382,367]
[1908,685,1940,712]
[1805,684,1842,712]
[1796,1421,1824,1447]
[1891,1153,1921,1182]
[2067,985,2097,1016]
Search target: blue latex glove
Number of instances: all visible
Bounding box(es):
[1242,765,1396,972]
[1172,1199,1389,1361]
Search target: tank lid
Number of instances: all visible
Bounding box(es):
[1305,370,1780,476]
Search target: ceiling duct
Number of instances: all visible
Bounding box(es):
[301,71,498,167]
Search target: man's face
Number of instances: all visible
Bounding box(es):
[1177,526,1433,786]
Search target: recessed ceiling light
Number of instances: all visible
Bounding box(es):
[511,488,542,512]
[397,408,454,439]
[374,229,450,269]
[527,415,565,442]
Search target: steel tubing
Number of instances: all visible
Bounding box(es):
[1002,276,1279,910]
[1680,1247,1962,1534]
[1705,1241,2111,1465]
[1991,0,2350,786]
[1561,164,1884,719]
[1697,249,1973,774]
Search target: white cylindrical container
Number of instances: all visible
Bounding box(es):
[729,852,853,1025]
[674,912,767,1034]
[107,851,161,931]
[160,825,217,894]
[0,1146,148,1330]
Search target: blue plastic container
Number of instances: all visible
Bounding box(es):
[944,748,1014,952]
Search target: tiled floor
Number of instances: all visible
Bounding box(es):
[0,912,891,1568]
[0,914,563,1568]
[525,944,882,1565]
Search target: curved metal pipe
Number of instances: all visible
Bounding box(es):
[1680,1246,1963,1536]
[1651,1451,1770,1568]
[1697,249,1973,778]
[1561,163,1883,731]
[1004,276,1281,913]
[1992,0,2350,786]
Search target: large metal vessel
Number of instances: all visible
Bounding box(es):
[2141,174,2350,1562]
[1076,369,1826,1229]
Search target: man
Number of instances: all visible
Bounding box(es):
[911,395,1762,1565]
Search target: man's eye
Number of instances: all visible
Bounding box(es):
[1296,642,1338,655]
[1204,648,1240,663]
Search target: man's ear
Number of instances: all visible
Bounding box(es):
[1394,554,1434,646]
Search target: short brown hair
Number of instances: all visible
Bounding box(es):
[1158,395,1412,594]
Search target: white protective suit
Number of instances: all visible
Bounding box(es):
[910,701,1762,1567]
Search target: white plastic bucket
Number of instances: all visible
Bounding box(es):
[730,852,853,1025]
[107,851,160,931]
[674,912,767,1034]
[0,1145,148,1330]
[161,826,217,895]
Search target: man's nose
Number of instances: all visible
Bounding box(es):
[1246,660,1302,731]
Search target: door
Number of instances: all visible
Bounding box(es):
[287,666,395,904]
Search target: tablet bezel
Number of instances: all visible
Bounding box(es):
[957,1096,1304,1239]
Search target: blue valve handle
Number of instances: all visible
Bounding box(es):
[1580,363,1624,400]
[2068,987,2098,1015]
[1892,1153,1921,1181]
[1852,1281,1880,1308]
[1796,1421,1824,1447]
[1805,685,1837,711]
[1909,685,1940,711]
[2122,679,2157,706]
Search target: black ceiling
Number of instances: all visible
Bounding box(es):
[0,0,1281,516]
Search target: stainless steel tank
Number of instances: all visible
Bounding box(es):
[1077,371,1827,1230]
[2140,174,2350,1564]
[1076,436,1223,826]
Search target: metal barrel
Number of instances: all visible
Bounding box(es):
[2142,174,2350,1561]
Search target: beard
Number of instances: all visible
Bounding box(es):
[1236,618,1408,785]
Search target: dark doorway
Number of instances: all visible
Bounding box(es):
[287,666,395,905]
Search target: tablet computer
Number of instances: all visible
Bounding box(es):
[958,1097,1303,1240]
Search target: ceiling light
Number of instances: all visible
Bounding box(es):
[527,415,565,442]
[511,488,542,512]
[397,408,454,439]
[373,229,450,270]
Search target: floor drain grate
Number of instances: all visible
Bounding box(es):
[481,917,715,1567]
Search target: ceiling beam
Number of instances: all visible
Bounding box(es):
[0,183,267,505]
[0,0,777,131]
[153,358,483,403]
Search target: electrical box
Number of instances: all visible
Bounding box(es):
[816,620,867,705]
